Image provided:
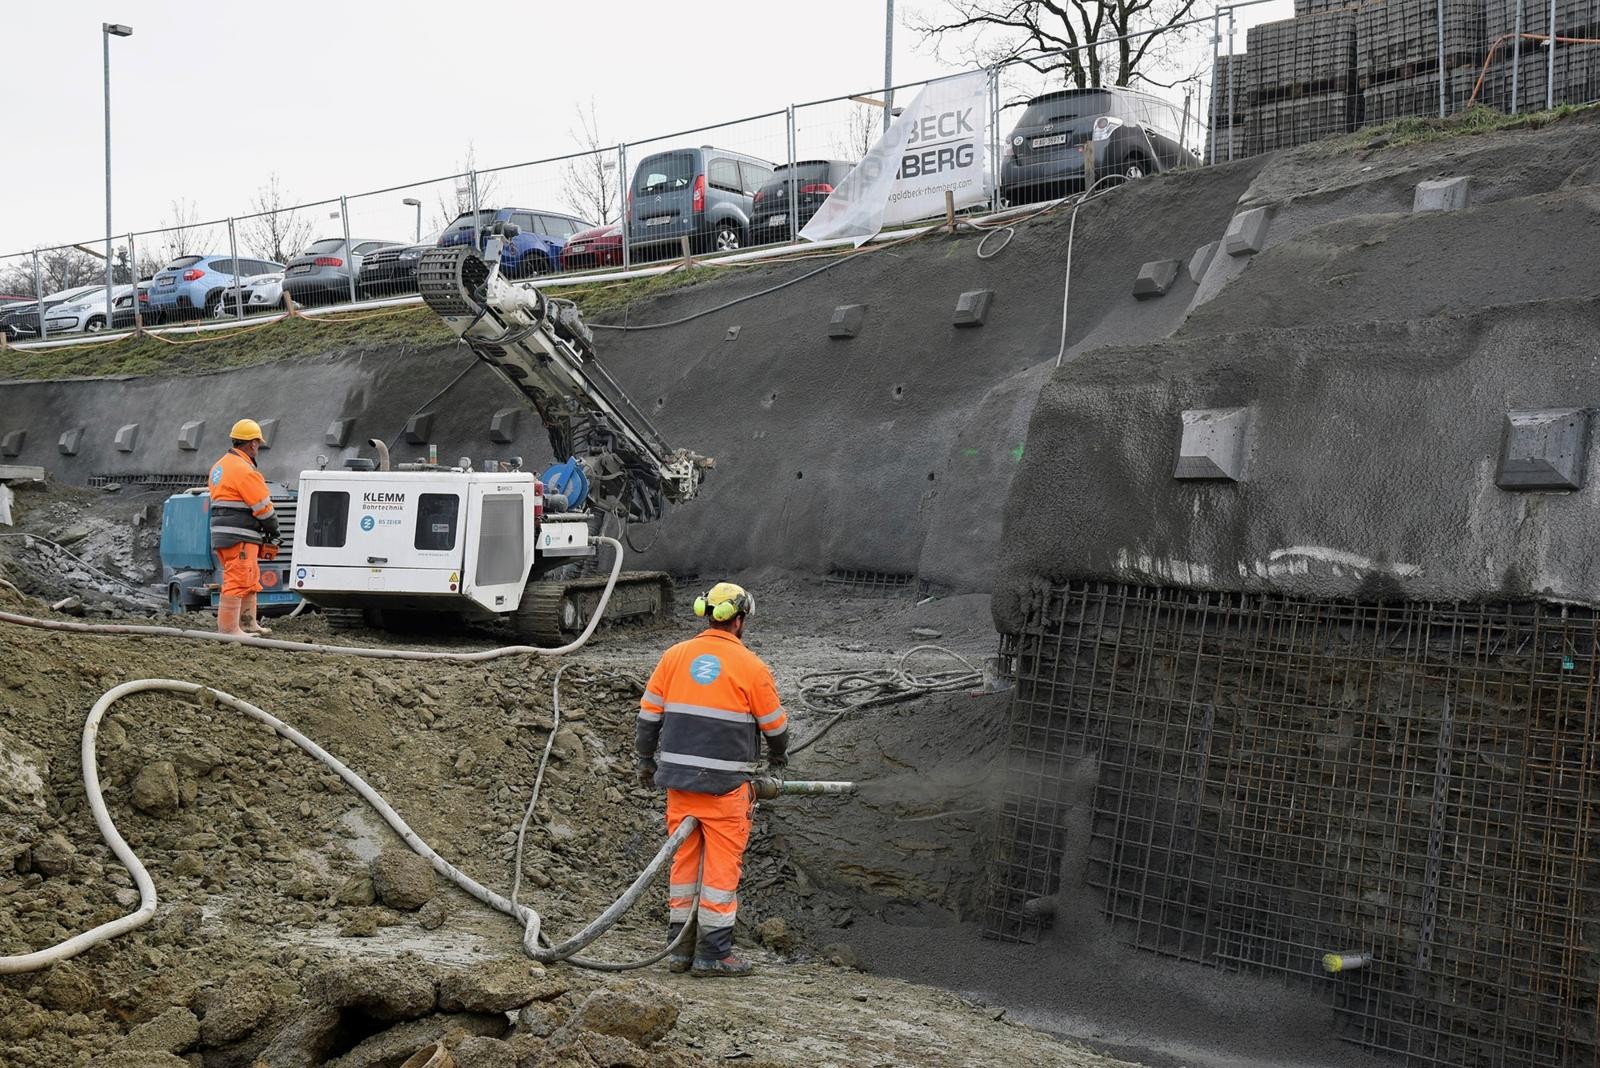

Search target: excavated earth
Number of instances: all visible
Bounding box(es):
[0,477,1115,1068]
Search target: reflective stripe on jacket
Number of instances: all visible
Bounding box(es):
[208,447,275,549]
[636,628,787,794]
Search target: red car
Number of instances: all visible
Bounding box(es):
[559,223,623,272]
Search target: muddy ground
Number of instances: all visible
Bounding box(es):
[0,480,1141,1068]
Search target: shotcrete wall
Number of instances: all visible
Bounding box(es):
[985,113,1600,1067]
[0,154,1263,591]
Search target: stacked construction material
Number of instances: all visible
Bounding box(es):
[1356,0,1486,120]
[1206,54,1255,161]
[1295,0,1358,13]
[1247,11,1361,150]
[1479,0,1600,108]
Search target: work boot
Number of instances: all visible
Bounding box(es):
[217,595,244,636]
[690,954,753,978]
[240,593,272,635]
[666,922,693,973]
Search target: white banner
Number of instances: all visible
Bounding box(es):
[800,71,990,246]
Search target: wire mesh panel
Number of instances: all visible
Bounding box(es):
[340,178,465,300]
[985,582,1600,1068]
[471,155,608,276]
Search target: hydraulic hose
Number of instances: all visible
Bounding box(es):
[0,674,698,975]
[0,536,627,662]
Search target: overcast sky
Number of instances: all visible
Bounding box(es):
[1,0,1289,264]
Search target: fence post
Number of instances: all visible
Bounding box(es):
[1547,0,1556,109]
[1437,0,1447,116]
[1512,0,1524,112]
[338,196,356,305]
[127,233,141,331]
[227,217,244,321]
[785,105,800,239]
[619,144,630,272]
[1210,10,1221,163]
[31,251,44,338]
[468,171,481,251]
[1226,9,1238,160]
[988,67,1001,209]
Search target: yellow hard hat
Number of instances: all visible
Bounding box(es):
[229,418,265,443]
[694,581,754,622]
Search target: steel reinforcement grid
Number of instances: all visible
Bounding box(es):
[984,582,1600,1067]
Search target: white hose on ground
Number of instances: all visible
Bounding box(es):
[0,536,626,662]
[0,674,696,975]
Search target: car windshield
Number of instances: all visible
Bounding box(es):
[447,211,496,230]
[304,238,344,254]
[634,153,695,195]
[1017,91,1115,127]
[164,255,203,270]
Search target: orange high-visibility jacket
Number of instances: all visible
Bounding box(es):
[636,628,788,794]
[208,447,277,549]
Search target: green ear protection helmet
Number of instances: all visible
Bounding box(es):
[694,582,755,622]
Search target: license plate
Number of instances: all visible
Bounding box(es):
[769,214,788,227]
[645,216,671,227]
[158,277,175,286]
[288,264,311,274]
[568,244,587,254]
[1032,133,1069,148]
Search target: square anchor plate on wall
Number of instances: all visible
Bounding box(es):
[1496,409,1590,490]
[1174,407,1252,481]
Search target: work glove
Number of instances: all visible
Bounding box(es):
[638,760,657,789]
[259,513,281,542]
[766,752,788,774]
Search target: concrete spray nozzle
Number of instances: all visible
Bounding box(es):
[751,777,857,800]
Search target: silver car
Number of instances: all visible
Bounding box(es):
[281,237,404,306]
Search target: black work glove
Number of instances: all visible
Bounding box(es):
[766,753,788,774]
[259,513,281,542]
[638,760,657,789]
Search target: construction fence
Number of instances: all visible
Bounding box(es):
[3,0,1600,342]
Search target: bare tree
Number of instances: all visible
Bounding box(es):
[243,173,314,263]
[0,247,111,294]
[910,0,1203,90]
[433,142,501,232]
[831,104,883,160]
[161,198,211,259]
[561,100,620,225]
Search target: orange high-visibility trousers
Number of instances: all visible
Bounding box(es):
[666,783,752,957]
[219,541,262,598]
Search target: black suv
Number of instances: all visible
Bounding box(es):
[749,159,856,244]
[1000,87,1197,206]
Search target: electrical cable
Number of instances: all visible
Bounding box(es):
[790,644,983,755]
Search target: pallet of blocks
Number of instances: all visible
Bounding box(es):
[1362,68,1482,120]
[1250,92,1364,150]
[1355,0,1486,97]
[1246,11,1362,148]
[1479,41,1600,107]
[1207,54,1257,160]
[1486,0,1600,48]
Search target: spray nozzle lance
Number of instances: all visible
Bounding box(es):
[752,777,857,800]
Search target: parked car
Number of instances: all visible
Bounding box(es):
[282,238,404,306]
[749,159,856,245]
[147,254,284,321]
[0,285,102,340]
[626,147,776,259]
[438,209,589,278]
[110,282,150,330]
[557,223,623,272]
[44,284,135,334]
[355,231,442,297]
[215,272,285,317]
[1000,87,1198,206]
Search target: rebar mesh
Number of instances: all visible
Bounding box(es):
[824,569,917,595]
[984,582,1600,1068]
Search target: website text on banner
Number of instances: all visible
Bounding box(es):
[800,72,990,245]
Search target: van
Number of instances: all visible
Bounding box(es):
[626,146,776,258]
[1000,87,1198,206]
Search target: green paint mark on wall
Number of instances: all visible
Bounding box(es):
[1011,444,1025,462]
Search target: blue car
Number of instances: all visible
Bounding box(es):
[147,253,285,321]
[438,208,591,277]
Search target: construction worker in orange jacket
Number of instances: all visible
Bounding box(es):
[636,581,787,977]
[208,419,281,636]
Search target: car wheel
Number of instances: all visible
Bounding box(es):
[203,291,223,318]
[519,254,547,279]
[712,222,743,253]
[86,315,106,333]
[1121,153,1152,181]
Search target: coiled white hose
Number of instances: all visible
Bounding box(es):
[0,537,626,662]
[0,674,695,975]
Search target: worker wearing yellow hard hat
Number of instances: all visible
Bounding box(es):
[207,419,281,636]
[635,581,787,977]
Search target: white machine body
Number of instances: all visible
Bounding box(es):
[290,469,589,618]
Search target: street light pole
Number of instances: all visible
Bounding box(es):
[103,22,133,331]
[402,197,422,243]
